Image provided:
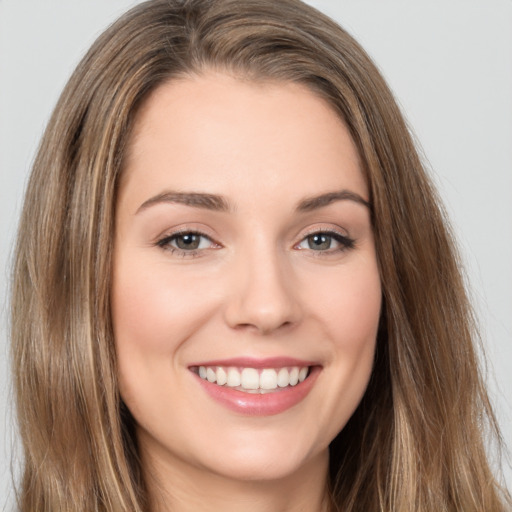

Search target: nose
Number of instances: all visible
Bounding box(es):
[223,247,302,335]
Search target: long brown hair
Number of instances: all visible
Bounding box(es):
[11,0,510,510]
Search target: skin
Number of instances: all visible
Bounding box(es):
[111,72,382,512]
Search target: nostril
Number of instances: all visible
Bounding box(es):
[232,319,295,335]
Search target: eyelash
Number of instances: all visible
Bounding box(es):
[156,229,356,257]
[295,229,356,254]
[156,230,217,257]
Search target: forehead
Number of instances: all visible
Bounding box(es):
[121,72,367,210]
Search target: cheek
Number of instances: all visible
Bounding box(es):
[110,257,222,426]
[333,273,381,345]
[307,256,382,347]
[110,257,226,421]
[328,262,381,385]
[111,260,215,356]
[303,256,381,433]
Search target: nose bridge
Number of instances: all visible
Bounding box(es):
[224,234,301,334]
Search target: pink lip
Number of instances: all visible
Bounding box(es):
[189,356,318,369]
[191,363,321,416]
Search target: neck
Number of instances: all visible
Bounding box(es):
[142,444,331,512]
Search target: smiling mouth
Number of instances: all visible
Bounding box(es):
[190,365,311,394]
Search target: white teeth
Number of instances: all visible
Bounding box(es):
[216,367,227,386]
[206,367,216,383]
[289,367,299,386]
[277,368,290,387]
[260,369,278,390]
[227,367,241,387]
[241,368,259,390]
[196,365,310,392]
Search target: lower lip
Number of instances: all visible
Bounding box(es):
[193,366,320,416]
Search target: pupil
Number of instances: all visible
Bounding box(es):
[308,234,331,250]
[177,234,200,250]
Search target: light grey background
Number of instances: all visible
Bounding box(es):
[1,0,510,507]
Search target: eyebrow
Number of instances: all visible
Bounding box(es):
[135,189,370,214]
[136,191,232,213]
[296,190,371,211]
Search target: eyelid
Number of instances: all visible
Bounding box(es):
[154,224,218,244]
[299,225,349,239]
[153,224,355,257]
[294,226,356,253]
[155,227,222,257]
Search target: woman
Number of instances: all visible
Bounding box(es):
[10,0,511,510]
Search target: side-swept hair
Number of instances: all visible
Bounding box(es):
[11,0,510,510]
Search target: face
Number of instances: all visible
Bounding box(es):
[112,72,381,485]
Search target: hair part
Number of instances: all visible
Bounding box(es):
[11,0,510,510]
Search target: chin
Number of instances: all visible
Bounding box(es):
[211,457,301,482]
[194,433,327,483]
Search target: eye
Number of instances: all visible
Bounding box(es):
[296,231,355,252]
[157,231,218,254]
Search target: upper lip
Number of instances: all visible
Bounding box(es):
[188,356,319,369]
